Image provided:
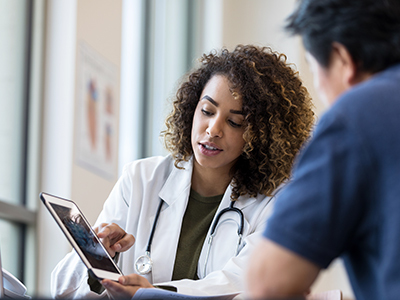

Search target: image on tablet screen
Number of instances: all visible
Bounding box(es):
[50,203,119,273]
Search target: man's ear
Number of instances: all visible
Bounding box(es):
[331,42,359,87]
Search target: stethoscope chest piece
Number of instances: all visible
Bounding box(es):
[135,251,153,275]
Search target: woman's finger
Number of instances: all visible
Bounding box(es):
[119,274,153,288]
[118,274,141,286]
[101,279,139,298]
[97,223,122,239]
[93,223,109,235]
[110,233,135,252]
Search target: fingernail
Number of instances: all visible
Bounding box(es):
[102,281,109,287]
[115,244,122,251]
[120,277,126,284]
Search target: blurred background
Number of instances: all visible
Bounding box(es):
[0,0,353,298]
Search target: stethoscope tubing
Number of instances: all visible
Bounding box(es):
[146,199,164,253]
[136,198,244,276]
[209,201,244,237]
[203,201,244,275]
[134,199,164,275]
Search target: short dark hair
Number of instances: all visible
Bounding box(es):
[285,0,400,73]
[162,45,314,200]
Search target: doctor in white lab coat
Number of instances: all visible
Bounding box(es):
[51,45,315,299]
[51,155,276,299]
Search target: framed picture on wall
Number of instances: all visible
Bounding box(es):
[75,41,119,179]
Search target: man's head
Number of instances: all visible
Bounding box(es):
[286,0,400,104]
[286,0,400,73]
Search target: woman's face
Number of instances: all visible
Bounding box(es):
[191,75,245,174]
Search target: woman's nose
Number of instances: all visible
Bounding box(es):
[206,118,223,138]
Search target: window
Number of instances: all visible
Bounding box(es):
[0,0,43,292]
[120,0,203,167]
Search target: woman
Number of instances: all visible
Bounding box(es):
[51,45,314,299]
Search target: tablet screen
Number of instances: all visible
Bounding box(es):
[49,202,119,273]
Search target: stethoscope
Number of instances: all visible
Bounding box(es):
[134,198,244,275]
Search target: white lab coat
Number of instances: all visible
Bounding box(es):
[51,155,276,299]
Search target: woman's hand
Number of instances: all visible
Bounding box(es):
[94,223,135,258]
[101,274,154,298]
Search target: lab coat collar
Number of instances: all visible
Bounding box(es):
[158,157,193,206]
[223,184,258,209]
[158,156,262,209]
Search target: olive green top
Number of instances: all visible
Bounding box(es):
[172,189,223,280]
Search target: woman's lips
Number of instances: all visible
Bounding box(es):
[198,142,222,156]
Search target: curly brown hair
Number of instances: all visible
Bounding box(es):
[162,45,314,200]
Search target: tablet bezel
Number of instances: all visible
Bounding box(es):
[40,192,122,281]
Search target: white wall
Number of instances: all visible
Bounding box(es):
[221,0,325,115]
[71,0,122,225]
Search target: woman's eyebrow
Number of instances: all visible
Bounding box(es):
[202,95,244,115]
[201,95,218,106]
[230,109,245,115]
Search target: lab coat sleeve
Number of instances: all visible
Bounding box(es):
[50,166,133,299]
[50,251,109,299]
[154,199,273,299]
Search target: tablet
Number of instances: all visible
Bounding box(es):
[40,192,123,281]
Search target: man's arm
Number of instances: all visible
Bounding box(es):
[246,238,321,299]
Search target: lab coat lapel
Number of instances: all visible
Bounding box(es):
[197,184,254,278]
[150,158,193,284]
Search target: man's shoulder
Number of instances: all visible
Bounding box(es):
[337,63,400,110]
[318,64,400,137]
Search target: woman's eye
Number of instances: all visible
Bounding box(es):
[201,108,212,116]
[229,120,242,128]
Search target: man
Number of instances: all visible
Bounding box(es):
[246,0,400,299]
